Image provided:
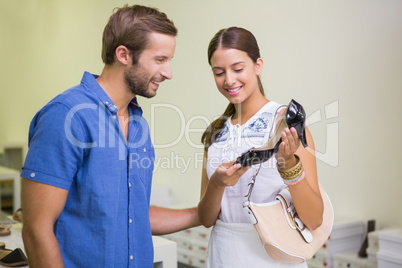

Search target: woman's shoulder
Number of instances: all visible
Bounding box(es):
[255,100,281,119]
[265,100,282,111]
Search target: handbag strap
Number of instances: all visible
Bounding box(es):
[243,104,287,203]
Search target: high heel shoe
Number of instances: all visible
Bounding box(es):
[234,99,308,167]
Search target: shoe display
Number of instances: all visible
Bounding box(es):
[234,99,308,167]
[0,223,11,237]
[12,209,23,223]
[0,247,12,260]
[0,248,29,267]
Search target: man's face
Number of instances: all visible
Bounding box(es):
[124,32,176,98]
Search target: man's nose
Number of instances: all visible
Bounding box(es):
[161,62,173,80]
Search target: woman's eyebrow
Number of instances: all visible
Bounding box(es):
[212,61,245,70]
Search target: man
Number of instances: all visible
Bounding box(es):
[21,5,199,268]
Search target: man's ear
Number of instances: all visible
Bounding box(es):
[255,58,264,76]
[115,45,131,65]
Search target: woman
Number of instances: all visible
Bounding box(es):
[198,27,324,267]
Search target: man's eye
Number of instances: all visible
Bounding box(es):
[234,68,243,72]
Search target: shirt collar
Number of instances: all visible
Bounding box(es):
[81,71,141,116]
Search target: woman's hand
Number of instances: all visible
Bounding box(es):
[275,127,300,169]
[198,160,250,227]
[210,161,250,188]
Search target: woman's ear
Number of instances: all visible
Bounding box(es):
[115,45,131,65]
[255,58,264,75]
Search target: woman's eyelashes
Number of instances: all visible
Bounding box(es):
[213,68,243,77]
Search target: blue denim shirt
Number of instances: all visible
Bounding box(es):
[21,72,155,267]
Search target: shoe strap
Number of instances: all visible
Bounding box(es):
[267,104,287,141]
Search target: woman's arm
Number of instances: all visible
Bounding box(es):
[276,126,324,230]
[198,151,250,228]
[22,178,68,268]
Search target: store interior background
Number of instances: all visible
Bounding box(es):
[1,0,401,228]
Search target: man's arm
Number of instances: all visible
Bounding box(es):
[149,206,201,235]
[22,178,68,268]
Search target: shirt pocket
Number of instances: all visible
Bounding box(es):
[132,144,155,186]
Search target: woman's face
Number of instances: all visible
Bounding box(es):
[210,48,263,105]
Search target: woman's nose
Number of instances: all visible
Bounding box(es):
[224,72,235,87]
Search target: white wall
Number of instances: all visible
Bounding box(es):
[1,0,401,227]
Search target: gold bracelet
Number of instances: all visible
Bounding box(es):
[277,154,304,180]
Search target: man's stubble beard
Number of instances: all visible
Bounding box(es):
[124,64,156,99]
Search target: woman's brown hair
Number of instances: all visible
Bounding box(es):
[201,27,265,150]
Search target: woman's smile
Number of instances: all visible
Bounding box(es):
[227,86,242,95]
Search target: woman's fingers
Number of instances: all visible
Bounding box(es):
[222,162,249,177]
[277,127,301,159]
[212,161,250,187]
[290,127,300,145]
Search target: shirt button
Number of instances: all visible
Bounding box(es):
[130,255,134,260]
[105,101,109,105]
[30,172,35,178]
[143,148,146,152]
[129,218,132,224]
[128,182,132,187]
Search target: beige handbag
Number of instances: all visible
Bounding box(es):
[243,179,334,264]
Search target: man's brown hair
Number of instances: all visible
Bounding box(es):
[101,5,177,65]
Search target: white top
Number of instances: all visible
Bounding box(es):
[206,101,288,223]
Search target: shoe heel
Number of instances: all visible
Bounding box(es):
[287,99,308,148]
